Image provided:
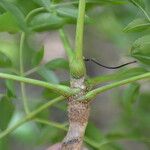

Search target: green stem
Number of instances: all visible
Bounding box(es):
[19,32,29,114]
[59,29,74,62]
[25,7,45,22]
[82,72,150,101]
[0,96,64,139]
[35,118,67,131]
[0,73,77,97]
[75,0,86,59]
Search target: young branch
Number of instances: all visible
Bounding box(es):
[0,73,78,97]
[82,72,150,101]
[0,96,65,139]
[75,0,86,59]
[59,29,75,62]
[19,32,29,114]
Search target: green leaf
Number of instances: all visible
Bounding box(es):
[122,83,140,111]
[0,51,12,68]
[89,67,148,85]
[45,58,69,70]
[42,88,60,100]
[123,18,150,32]
[32,47,44,66]
[131,35,150,65]
[0,96,14,130]
[32,0,51,11]
[11,112,39,143]
[128,0,150,21]
[0,12,20,33]
[85,122,103,143]
[37,66,59,83]
[37,126,64,144]
[128,0,145,9]
[28,12,66,32]
[57,7,92,23]
[5,80,16,98]
[0,0,28,32]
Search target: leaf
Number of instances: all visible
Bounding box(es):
[0,12,20,33]
[11,112,39,143]
[37,126,64,144]
[131,35,150,65]
[28,12,66,32]
[0,96,14,130]
[0,0,28,32]
[0,40,19,67]
[37,66,59,83]
[123,18,150,32]
[0,51,12,68]
[32,47,44,66]
[128,0,150,21]
[85,122,103,143]
[32,0,51,11]
[5,80,16,98]
[89,67,148,85]
[57,7,92,23]
[45,58,69,70]
[128,0,145,9]
[42,88,60,100]
[122,83,140,111]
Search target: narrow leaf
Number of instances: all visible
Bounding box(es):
[5,80,16,98]
[57,7,92,23]
[131,35,150,65]
[123,18,150,32]
[28,12,65,32]
[0,51,12,68]
[32,47,44,66]
[0,12,20,33]
[37,66,59,83]
[0,96,14,130]
[122,83,140,111]
[32,0,51,11]
[0,0,28,32]
[128,0,145,9]
[45,58,69,70]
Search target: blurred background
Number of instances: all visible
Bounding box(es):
[0,0,150,150]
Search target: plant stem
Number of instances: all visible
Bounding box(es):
[35,118,67,131]
[19,32,29,114]
[0,73,78,97]
[59,29,74,62]
[0,96,65,139]
[75,0,86,59]
[82,72,150,101]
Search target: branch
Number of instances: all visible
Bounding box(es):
[82,72,150,101]
[59,29,74,62]
[75,0,86,59]
[0,73,78,97]
[19,32,29,114]
[0,96,65,139]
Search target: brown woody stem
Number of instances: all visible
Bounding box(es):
[61,77,90,150]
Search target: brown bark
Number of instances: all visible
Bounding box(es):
[61,77,90,150]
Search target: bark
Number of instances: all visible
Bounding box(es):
[61,77,90,150]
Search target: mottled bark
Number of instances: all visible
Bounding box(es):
[61,77,90,150]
